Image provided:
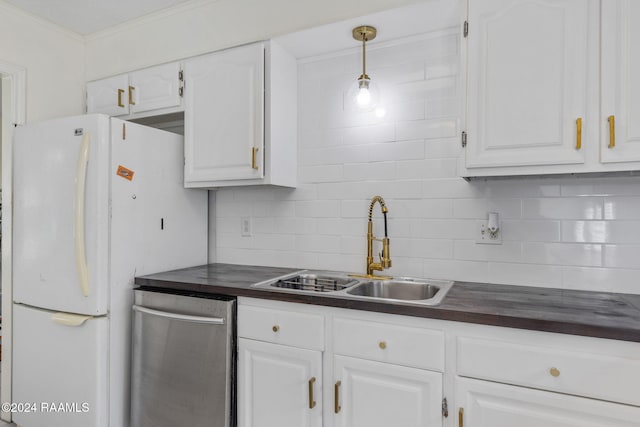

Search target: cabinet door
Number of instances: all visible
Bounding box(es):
[601,0,640,163]
[465,0,594,169]
[129,62,182,114]
[238,338,322,427]
[456,377,640,427]
[184,43,265,186]
[87,74,130,116]
[333,355,442,427]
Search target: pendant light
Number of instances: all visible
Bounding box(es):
[351,25,380,110]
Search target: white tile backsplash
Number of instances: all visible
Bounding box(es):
[214,26,640,294]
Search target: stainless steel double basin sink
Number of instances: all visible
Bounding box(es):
[251,270,452,306]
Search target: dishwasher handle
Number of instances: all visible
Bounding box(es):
[133,305,225,325]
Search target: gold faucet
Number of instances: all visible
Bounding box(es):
[362,195,392,278]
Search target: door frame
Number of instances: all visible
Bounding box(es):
[1,60,26,422]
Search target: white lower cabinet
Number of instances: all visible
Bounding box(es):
[237,298,640,427]
[333,355,442,427]
[238,338,322,427]
[455,377,640,427]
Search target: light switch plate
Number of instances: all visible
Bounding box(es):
[241,217,252,237]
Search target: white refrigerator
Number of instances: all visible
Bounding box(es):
[12,114,208,427]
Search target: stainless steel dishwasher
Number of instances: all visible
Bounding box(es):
[131,289,235,427]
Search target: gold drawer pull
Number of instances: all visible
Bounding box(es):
[308,377,317,409]
[459,407,464,427]
[117,89,125,108]
[251,146,259,170]
[575,117,582,150]
[608,115,616,148]
[334,381,341,414]
[128,85,136,105]
[272,325,280,332]
[550,367,561,377]
[379,341,387,350]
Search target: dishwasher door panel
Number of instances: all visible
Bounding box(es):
[131,290,235,427]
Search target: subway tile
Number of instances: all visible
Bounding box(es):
[341,199,371,218]
[390,199,453,219]
[396,118,457,141]
[562,266,640,294]
[316,218,345,236]
[395,158,458,180]
[424,97,460,120]
[425,137,462,159]
[395,76,457,101]
[522,243,603,267]
[392,238,454,259]
[343,162,396,182]
[422,178,486,198]
[487,199,522,219]
[454,240,523,263]
[217,233,252,250]
[216,217,239,234]
[488,262,563,288]
[411,219,477,239]
[603,197,640,220]
[299,165,344,183]
[252,217,274,234]
[501,220,561,242]
[603,245,640,269]
[485,181,561,198]
[388,257,425,278]
[423,259,489,283]
[316,253,362,273]
[295,235,340,253]
[342,123,396,145]
[253,234,296,251]
[368,141,425,162]
[316,182,368,200]
[453,199,488,219]
[522,198,603,220]
[340,236,364,255]
[561,221,640,244]
[295,200,341,218]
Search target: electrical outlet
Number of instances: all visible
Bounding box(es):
[476,220,502,245]
[241,217,252,237]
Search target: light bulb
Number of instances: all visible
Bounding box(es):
[357,87,371,106]
[350,76,380,110]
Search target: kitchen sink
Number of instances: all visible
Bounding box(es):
[345,278,452,306]
[252,271,452,306]
[252,271,360,293]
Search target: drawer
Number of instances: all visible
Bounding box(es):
[333,317,444,371]
[238,305,324,351]
[457,336,640,406]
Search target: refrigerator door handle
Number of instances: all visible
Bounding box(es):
[132,305,225,325]
[74,132,91,297]
[51,312,93,326]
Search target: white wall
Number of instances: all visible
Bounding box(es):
[0,1,85,122]
[214,18,640,295]
[84,0,424,80]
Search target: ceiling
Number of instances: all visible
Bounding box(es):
[5,0,197,35]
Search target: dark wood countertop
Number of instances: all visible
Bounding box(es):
[135,263,640,343]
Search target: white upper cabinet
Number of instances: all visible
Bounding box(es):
[86,61,183,119]
[461,0,640,178]
[87,74,131,117]
[183,41,297,188]
[464,0,594,171]
[600,0,640,164]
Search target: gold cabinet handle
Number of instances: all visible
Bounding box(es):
[550,367,561,377]
[608,115,616,148]
[272,325,279,332]
[251,146,259,170]
[128,85,136,105]
[117,89,125,108]
[334,381,341,414]
[308,377,317,409]
[459,408,464,427]
[576,117,582,150]
[379,341,387,350]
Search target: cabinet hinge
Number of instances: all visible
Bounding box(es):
[442,397,449,418]
[464,20,469,38]
[179,70,185,97]
[461,131,467,147]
